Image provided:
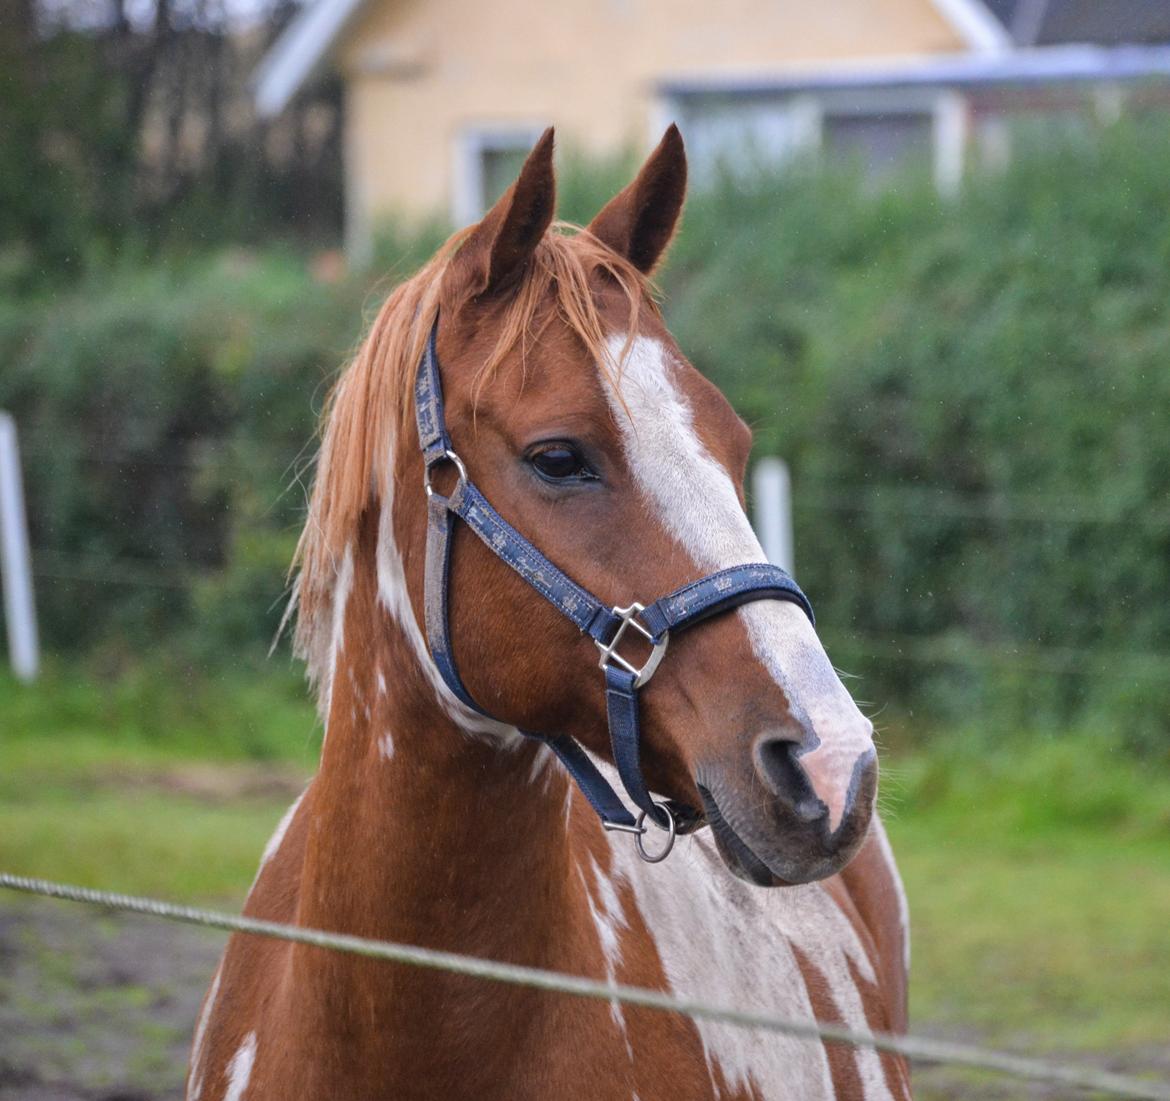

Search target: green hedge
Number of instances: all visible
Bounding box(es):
[3,121,1168,751]
[664,125,1170,749]
[0,251,359,654]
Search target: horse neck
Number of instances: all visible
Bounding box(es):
[296,503,577,957]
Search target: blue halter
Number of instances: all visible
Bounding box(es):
[415,318,815,862]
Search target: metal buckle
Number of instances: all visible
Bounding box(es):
[601,800,678,863]
[594,602,668,688]
[423,449,468,499]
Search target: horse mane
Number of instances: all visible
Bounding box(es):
[290,221,657,702]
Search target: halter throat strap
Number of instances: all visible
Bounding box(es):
[414,318,815,858]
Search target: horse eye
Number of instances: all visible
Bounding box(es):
[530,445,592,482]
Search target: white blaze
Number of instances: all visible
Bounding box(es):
[601,335,873,829]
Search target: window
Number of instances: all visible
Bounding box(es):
[665,87,967,195]
[822,111,934,177]
[453,126,546,227]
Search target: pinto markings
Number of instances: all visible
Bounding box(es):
[870,815,911,971]
[578,854,635,1057]
[606,823,900,1100]
[186,966,220,1101]
[223,1031,257,1101]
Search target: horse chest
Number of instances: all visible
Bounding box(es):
[588,830,900,1101]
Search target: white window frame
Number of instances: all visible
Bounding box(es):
[662,86,968,195]
[452,124,547,228]
[810,87,968,194]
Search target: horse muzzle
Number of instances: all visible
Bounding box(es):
[696,736,878,886]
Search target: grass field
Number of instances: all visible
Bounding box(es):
[2,665,1168,1096]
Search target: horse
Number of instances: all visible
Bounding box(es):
[186,125,911,1101]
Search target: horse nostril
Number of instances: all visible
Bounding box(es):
[752,734,824,823]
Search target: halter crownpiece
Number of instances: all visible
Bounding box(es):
[415,317,815,863]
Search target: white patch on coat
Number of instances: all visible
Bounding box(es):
[245,787,308,900]
[604,820,895,1100]
[374,472,520,745]
[870,815,911,970]
[376,668,387,696]
[601,334,874,828]
[321,546,355,735]
[578,856,634,1059]
[378,731,396,760]
[223,1031,257,1101]
[261,790,306,868]
[187,966,220,1100]
[527,742,555,786]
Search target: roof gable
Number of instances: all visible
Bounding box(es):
[254,0,1008,116]
[988,0,1170,47]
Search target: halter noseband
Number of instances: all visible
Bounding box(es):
[415,318,815,863]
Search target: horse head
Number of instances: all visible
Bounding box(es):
[302,127,878,887]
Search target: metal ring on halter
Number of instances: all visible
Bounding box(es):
[423,449,468,498]
[634,801,677,863]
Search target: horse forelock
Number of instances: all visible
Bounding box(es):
[290,222,654,707]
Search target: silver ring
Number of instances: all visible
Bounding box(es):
[634,802,677,863]
[423,449,468,498]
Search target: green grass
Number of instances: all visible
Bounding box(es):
[1,657,322,762]
[2,666,1169,1063]
[885,735,1170,1051]
[0,662,317,900]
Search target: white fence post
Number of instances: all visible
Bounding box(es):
[752,457,794,575]
[0,412,39,682]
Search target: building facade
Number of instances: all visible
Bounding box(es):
[256,0,1170,258]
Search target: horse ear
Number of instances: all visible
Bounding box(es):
[447,127,556,301]
[587,124,687,274]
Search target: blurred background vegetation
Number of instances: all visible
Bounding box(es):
[3,113,1168,756]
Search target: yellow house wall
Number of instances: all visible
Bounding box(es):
[337,0,967,245]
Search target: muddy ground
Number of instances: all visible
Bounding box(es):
[0,898,221,1101]
[1,897,1164,1100]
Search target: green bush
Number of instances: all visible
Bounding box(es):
[3,120,1169,753]
[0,250,360,655]
[663,123,1170,753]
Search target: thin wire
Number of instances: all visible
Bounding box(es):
[24,547,1170,678]
[795,485,1170,531]
[824,630,1170,678]
[2,873,1168,1101]
[17,423,1167,529]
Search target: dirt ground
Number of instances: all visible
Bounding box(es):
[1,897,1165,1100]
[0,898,222,1101]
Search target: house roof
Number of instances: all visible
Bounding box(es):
[253,0,1010,117]
[658,43,1170,98]
[254,0,366,117]
[982,0,1170,48]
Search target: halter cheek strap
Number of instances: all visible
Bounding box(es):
[415,318,815,862]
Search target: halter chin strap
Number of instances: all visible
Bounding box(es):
[415,318,815,862]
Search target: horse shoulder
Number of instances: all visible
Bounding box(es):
[830,814,909,1033]
[185,785,312,1101]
